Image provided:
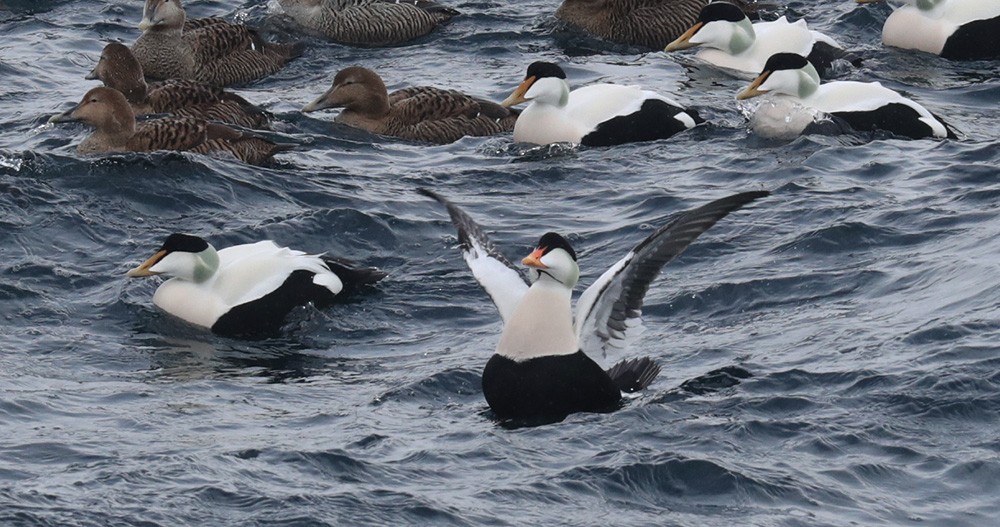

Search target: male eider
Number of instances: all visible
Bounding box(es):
[127,233,386,338]
[857,0,1000,59]
[278,0,458,46]
[500,61,702,147]
[664,1,851,78]
[420,188,768,423]
[87,42,270,130]
[131,0,302,86]
[555,0,756,50]
[302,66,518,144]
[49,87,289,165]
[737,53,955,139]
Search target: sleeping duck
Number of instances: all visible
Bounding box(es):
[857,0,1000,59]
[278,0,458,46]
[49,87,289,165]
[500,61,702,147]
[88,42,270,129]
[736,53,955,139]
[131,0,303,86]
[127,233,386,338]
[302,66,518,144]
[664,1,852,78]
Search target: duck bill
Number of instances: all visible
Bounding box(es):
[521,247,548,269]
[501,76,535,108]
[736,72,770,100]
[138,17,155,31]
[127,250,166,277]
[48,104,81,124]
[664,22,703,52]
[84,64,100,80]
[302,88,338,113]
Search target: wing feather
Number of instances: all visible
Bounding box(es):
[419,188,528,323]
[575,191,769,356]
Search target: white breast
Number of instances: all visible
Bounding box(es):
[496,280,577,361]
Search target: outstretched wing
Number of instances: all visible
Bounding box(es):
[575,191,769,356]
[419,188,529,323]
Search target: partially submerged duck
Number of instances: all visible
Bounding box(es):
[664,1,852,78]
[555,0,755,49]
[131,0,303,86]
[302,66,518,144]
[736,53,955,139]
[127,233,386,338]
[857,0,1000,59]
[500,61,701,147]
[49,87,289,165]
[420,188,768,423]
[278,0,458,46]
[88,42,269,129]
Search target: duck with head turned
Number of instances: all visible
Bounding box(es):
[128,233,386,338]
[664,1,853,79]
[555,0,757,50]
[420,188,769,424]
[501,61,701,147]
[88,42,270,129]
[278,0,458,46]
[49,87,289,165]
[737,53,955,140]
[302,66,518,144]
[856,0,1000,59]
[131,0,303,86]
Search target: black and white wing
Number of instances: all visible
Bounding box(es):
[574,191,769,356]
[419,188,529,323]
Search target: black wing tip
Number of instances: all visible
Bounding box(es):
[607,357,661,393]
[416,187,445,202]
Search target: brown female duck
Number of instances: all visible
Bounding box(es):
[279,0,458,46]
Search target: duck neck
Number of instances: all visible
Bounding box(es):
[496,276,577,362]
[729,18,756,54]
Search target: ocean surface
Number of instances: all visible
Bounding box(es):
[2,0,1000,525]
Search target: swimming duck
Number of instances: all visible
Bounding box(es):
[278,0,458,46]
[555,0,755,50]
[856,0,1000,59]
[420,188,768,423]
[664,1,850,78]
[49,87,289,164]
[131,0,303,87]
[500,61,701,147]
[302,66,518,144]
[127,233,386,337]
[87,42,270,129]
[736,53,955,139]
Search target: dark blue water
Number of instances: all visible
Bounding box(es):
[2,1,1000,525]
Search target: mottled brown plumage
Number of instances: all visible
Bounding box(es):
[279,0,458,46]
[302,66,518,144]
[49,87,286,165]
[131,0,302,87]
[88,42,269,129]
[555,0,754,49]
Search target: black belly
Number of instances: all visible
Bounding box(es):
[832,103,940,140]
[482,350,622,422]
[941,16,1000,60]
[211,270,337,338]
[581,99,700,147]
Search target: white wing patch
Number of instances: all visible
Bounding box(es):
[464,238,529,324]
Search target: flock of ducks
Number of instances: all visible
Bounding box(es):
[48,0,999,423]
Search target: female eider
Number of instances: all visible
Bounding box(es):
[127,233,386,338]
[500,61,702,147]
[555,0,756,50]
[420,188,768,423]
[131,0,302,86]
[736,53,955,139]
[278,0,458,46]
[857,0,1000,59]
[87,42,270,129]
[302,66,518,144]
[664,1,851,78]
[49,87,289,165]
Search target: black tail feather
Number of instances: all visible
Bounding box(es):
[323,256,387,293]
[606,357,661,393]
